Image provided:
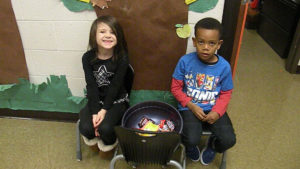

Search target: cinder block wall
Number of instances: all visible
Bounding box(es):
[11,0,96,97]
[11,0,224,97]
[186,0,224,53]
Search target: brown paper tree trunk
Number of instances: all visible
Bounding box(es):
[0,0,29,84]
[95,0,188,90]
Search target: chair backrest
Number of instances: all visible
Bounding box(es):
[114,126,181,165]
[124,64,134,96]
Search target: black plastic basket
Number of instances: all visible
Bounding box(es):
[121,101,183,134]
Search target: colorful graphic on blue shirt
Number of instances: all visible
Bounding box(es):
[172,52,233,111]
[185,72,219,105]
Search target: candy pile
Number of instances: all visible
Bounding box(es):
[138,116,175,132]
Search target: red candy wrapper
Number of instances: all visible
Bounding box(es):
[158,120,175,132]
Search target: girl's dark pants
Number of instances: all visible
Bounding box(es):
[180,110,236,153]
[79,103,127,145]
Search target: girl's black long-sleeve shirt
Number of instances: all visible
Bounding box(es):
[82,50,129,115]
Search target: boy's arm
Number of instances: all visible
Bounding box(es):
[204,89,232,124]
[211,89,233,117]
[171,78,207,120]
[170,78,192,107]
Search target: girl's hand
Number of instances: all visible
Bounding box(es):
[203,111,220,124]
[95,109,107,127]
[187,101,207,121]
[92,114,98,127]
[95,128,100,137]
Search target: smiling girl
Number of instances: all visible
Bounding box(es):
[79,16,129,154]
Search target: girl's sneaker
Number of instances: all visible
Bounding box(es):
[186,146,200,162]
[82,135,99,146]
[97,139,118,152]
[200,136,216,165]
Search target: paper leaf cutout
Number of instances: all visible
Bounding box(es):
[61,0,94,12]
[91,0,109,9]
[176,24,191,38]
[175,24,183,28]
[189,0,218,13]
[78,0,91,3]
[185,0,197,5]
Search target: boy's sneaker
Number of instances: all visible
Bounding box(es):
[200,136,216,165]
[186,146,200,162]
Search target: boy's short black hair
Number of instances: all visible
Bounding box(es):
[194,17,223,39]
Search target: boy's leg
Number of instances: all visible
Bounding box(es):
[208,112,236,153]
[200,112,236,165]
[180,110,203,161]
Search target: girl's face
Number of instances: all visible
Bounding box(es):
[96,22,117,51]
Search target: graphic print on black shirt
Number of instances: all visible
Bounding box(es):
[93,65,114,87]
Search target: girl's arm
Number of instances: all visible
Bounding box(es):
[82,53,101,115]
[103,56,129,110]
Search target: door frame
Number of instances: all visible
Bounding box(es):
[220,0,248,78]
[286,18,300,74]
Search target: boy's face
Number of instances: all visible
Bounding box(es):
[192,28,223,63]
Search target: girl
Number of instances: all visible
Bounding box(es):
[79,15,129,152]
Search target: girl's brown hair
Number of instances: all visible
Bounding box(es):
[89,15,128,61]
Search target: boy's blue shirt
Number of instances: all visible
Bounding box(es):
[172,52,233,111]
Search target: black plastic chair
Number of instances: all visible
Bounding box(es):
[76,64,134,161]
[110,127,186,169]
[110,101,186,169]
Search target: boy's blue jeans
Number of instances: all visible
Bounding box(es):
[180,110,236,153]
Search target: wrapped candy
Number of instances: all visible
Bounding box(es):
[138,116,175,132]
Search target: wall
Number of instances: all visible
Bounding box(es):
[11,0,224,97]
[11,0,96,97]
[186,0,224,53]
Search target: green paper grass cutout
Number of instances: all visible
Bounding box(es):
[0,75,87,113]
[129,90,178,107]
[176,24,191,38]
[189,0,218,13]
[61,0,94,12]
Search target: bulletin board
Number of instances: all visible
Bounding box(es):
[95,0,188,91]
[0,0,29,84]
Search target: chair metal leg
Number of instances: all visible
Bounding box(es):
[76,119,82,161]
[219,151,227,169]
[168,160,184,169]
[110,154,125,169]
[178,144,186,169]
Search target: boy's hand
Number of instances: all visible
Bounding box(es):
[203,111,219,124]
[187,101,207,121]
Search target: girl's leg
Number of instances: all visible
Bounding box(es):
[79,104,96,139]
[97,103,127,145]
[209,112,236,153]
[180,110,203,147]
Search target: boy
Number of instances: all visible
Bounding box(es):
[171,18,236,165]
